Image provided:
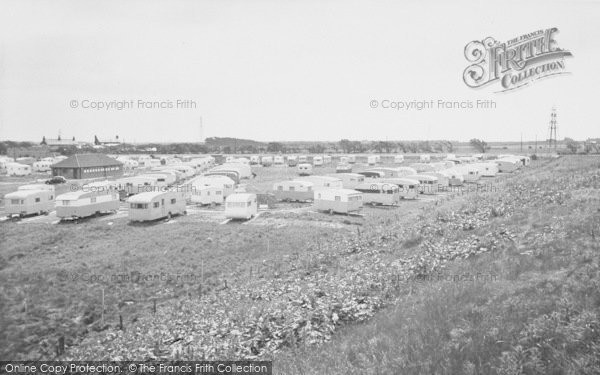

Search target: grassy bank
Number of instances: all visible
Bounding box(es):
[274,156,600,374]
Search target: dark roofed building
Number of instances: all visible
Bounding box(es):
[51,154,124,179]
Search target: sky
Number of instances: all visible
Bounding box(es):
[0,0,598,143]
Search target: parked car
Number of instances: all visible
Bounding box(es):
[45,176,67,185]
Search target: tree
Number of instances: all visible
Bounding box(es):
[564,138,579,154]
[267,142,286,153]
[417,141,433,153]
[308,144,325,153]
[470,138,490,153]
[338,139,352,153]
[347,141,363,153]
[405,142,418,153]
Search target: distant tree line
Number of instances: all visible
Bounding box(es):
[0,138,460,156]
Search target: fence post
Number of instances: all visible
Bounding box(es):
[101,288,105,327]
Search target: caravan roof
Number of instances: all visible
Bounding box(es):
[5,189,47,199]
[333,173,364,179]
[127,191,167,203]
[226,193,255,202]
[191,175,235,185]
[382,177,420,186]
[406,174,438,182]
[18,184,54,191]
[355,182,398,191]
[56,191,92,200]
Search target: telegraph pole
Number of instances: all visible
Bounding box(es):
[548,107,557,150]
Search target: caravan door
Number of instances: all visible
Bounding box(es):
[161,198,166,217]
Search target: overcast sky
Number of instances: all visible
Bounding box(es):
[0,0,598,143]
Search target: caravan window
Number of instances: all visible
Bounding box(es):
[35,197,41,202]
[277,185,283,191]
[11,199,20,205]
[335,196,341,201]
[216,191,222,195]
[90,197,96,203]
[247,201,252,207]
[289,186,295,191]
[62,200,70,206]
[153,202,159,208]
[171,198,176,204]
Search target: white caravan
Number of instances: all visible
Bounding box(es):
[225,193,258,220]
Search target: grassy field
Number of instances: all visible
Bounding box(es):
[1,156,599,374]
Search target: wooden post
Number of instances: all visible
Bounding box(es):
[57,336,64,357]
[153,299,157,315]
[119,314,124,331]
[101,288,105,327]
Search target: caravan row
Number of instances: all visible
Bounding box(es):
[272,175,422,204]
[4,181,121,221]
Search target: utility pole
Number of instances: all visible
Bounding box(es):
[548,107,557,150]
